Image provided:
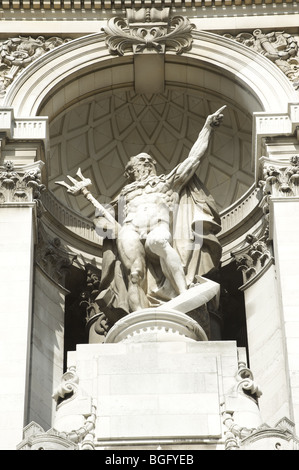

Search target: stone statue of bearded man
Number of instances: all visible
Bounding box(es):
[94,107,224,326]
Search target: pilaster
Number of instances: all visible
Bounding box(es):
[236,153,299,431]
[0,158,44,449]
[0,107,49,448]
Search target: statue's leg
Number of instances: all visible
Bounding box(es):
[145,225,187,295]
[117,226,149,312]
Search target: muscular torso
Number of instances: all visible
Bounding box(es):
[118,176,179,235]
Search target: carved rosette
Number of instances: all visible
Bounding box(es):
[0,160,45,204]
[224,29,299,89]
[102,10,195,56]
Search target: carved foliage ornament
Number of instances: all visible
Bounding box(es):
[0,160,45,203]
[102,13,195,56]
[260,155,299,197]
[0,35,71,97]
[232,229,273,283]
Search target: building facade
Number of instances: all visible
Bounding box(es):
[1,0,299,451]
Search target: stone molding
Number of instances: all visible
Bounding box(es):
[0,0,291,10]
[4,30,296,116]
[17,397,97,450]
[104,308,209,343]
[0,107,48,140]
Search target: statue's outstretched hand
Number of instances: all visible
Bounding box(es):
[206,105,226,128]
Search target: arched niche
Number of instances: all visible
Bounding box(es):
[4,30,297,117]
[3,30,297,216]
[4,27,296,359]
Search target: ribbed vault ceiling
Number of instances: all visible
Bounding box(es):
[48,87,253,218]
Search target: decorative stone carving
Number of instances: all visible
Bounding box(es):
[236,361,262,401]
[35,223,77,287]
[57,107,224,337]
[79,265,111,343]
[0,160,45,204]
[17,422,78,450]
[18,399,97,450]
[259,155,299,197]
[102,8,195,56]
[232,223,273,285]
[104,308,209,343]
[221,361,263,450]
[224,30,299,89]
[240,418,299,450]
[52,366,79,405]
[0,35,71,97]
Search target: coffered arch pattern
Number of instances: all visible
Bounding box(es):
[49,87,253,218]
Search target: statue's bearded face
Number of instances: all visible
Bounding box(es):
[125,153,157,181]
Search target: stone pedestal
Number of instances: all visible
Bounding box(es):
[52,328,263,449]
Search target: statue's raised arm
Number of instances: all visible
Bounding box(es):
[171,105,226,190]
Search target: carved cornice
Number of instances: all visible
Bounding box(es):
[102,9,195,56]
[0,0,292,10]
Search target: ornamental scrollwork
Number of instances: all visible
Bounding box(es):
[102,12,195,56]
[52,366,79,405]
[224,29,299,89]
[236,361,263,401]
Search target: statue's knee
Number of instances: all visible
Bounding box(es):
[147,236,168,256]
[130,269,143,285]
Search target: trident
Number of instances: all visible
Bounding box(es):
[55,168,120,229]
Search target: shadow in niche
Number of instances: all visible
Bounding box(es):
[63,261,249,371]
[64,266,89,371]
[219,260,249,364]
